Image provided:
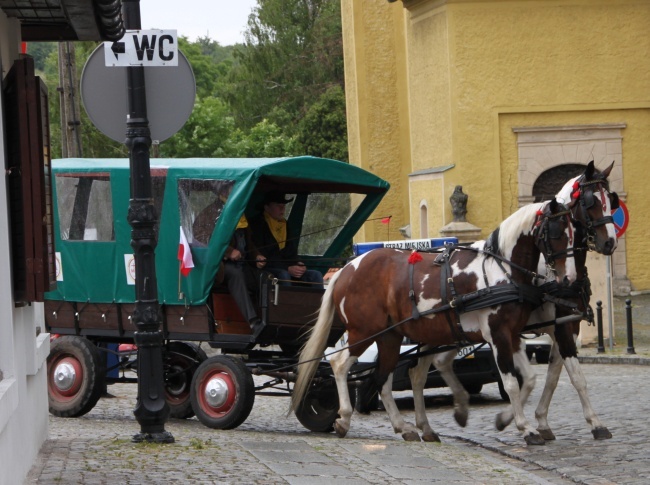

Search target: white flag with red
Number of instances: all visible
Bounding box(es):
[178,226,194,276]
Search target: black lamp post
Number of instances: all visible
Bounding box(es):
[122,0,174,443]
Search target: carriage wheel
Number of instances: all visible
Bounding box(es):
[164,341,208,419]
[47,336,105,417]
[295,380,356,433]
[190,355,255,430]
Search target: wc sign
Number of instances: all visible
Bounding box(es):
[104,30,178,67]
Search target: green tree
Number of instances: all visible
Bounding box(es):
[227,0,344,132]
[160,96,236,157]
[296,85,347,160]
[230,119,298,157]
[27,42,56,73]
[178,37,224,99]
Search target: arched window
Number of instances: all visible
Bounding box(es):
[532,164,585,202]
[420,203,428,238]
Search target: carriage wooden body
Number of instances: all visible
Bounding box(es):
[44,156,389,430]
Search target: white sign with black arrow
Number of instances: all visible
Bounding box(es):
[104,29,178,67]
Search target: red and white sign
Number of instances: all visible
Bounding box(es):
[612,200,629,238]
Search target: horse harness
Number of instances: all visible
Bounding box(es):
[406,204,580,346]
[574,176,619,250]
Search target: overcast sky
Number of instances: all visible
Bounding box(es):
[138,0,258,46]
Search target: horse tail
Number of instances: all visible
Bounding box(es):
[290,268,343,414]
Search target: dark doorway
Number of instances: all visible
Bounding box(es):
[532,164,585,202]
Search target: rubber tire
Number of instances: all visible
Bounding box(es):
[295,380,356,433]
[463,382,483,395]
[47,336,105,417]
[190,355,255,430]
[497,380,510,402]
[164,341,208,419]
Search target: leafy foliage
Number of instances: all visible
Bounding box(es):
[41,0,346,163]
[227,0,345,132]
[297,85,347,161]
[27,42,56,73]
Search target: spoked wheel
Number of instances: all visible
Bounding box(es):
[164,341,208,419]
[190,355,255,429]
[295,380,356,433]
[47,336,105,417]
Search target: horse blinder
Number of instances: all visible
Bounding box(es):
[534,204,572,272]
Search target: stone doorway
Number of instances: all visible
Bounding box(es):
[513,124,629,294]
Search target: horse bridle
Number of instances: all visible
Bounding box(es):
[533,203,575,275]
[573,177,619,251]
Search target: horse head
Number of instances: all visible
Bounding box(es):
[558,161,618,255]
[533,198,577,285]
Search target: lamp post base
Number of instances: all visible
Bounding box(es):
[132,431,175,444]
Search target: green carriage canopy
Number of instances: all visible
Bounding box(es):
[46,156,390,305]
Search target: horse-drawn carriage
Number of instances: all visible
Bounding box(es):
[46,156,620,446]
[45,156,389,430]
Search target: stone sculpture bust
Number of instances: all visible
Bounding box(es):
[450,185,468,222]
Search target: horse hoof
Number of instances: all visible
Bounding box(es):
[495,414,507,432]
[537,428,556,441]
[334,421,348,438]
[524,432,546,446]
[402,431,421,442]
[422,431,441,443]
[454,410,468,428]
[592,427,613,440]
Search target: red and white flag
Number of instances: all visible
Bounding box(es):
[178,227,194,277]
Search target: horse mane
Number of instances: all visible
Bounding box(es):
[556,175,581,205]
[489,202,545,260]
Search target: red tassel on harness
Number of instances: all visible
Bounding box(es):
[408,250,423,264]
[571,180,581,200]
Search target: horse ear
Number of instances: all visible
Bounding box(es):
[585,161,595,179]
[549,198,559,213]
[600,160,615,179]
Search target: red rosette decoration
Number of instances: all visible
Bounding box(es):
[408,250,423,264]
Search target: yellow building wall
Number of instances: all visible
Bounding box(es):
[409,177,445,238]
[342,0,650,290]
[342,0,411,243]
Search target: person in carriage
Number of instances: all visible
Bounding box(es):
[250,191,324,289]
[193,188,267,338]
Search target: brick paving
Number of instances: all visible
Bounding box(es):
[25,293,650,484]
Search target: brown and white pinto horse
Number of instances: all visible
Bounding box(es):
[497,161,618,441]
[292,199,577,445]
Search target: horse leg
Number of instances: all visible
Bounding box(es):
[408,353,441,442]
[375,373,418,441]
[563,356,612,439]
[373,332,422,441]
[328,346,358,438]
[533,341,563,440]
[431,349,470,428]
[539,323,612,440]
[493,341,544,445]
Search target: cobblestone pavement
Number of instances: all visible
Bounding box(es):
[26,359,649,485]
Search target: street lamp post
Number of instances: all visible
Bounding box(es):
[122,0,174,443]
